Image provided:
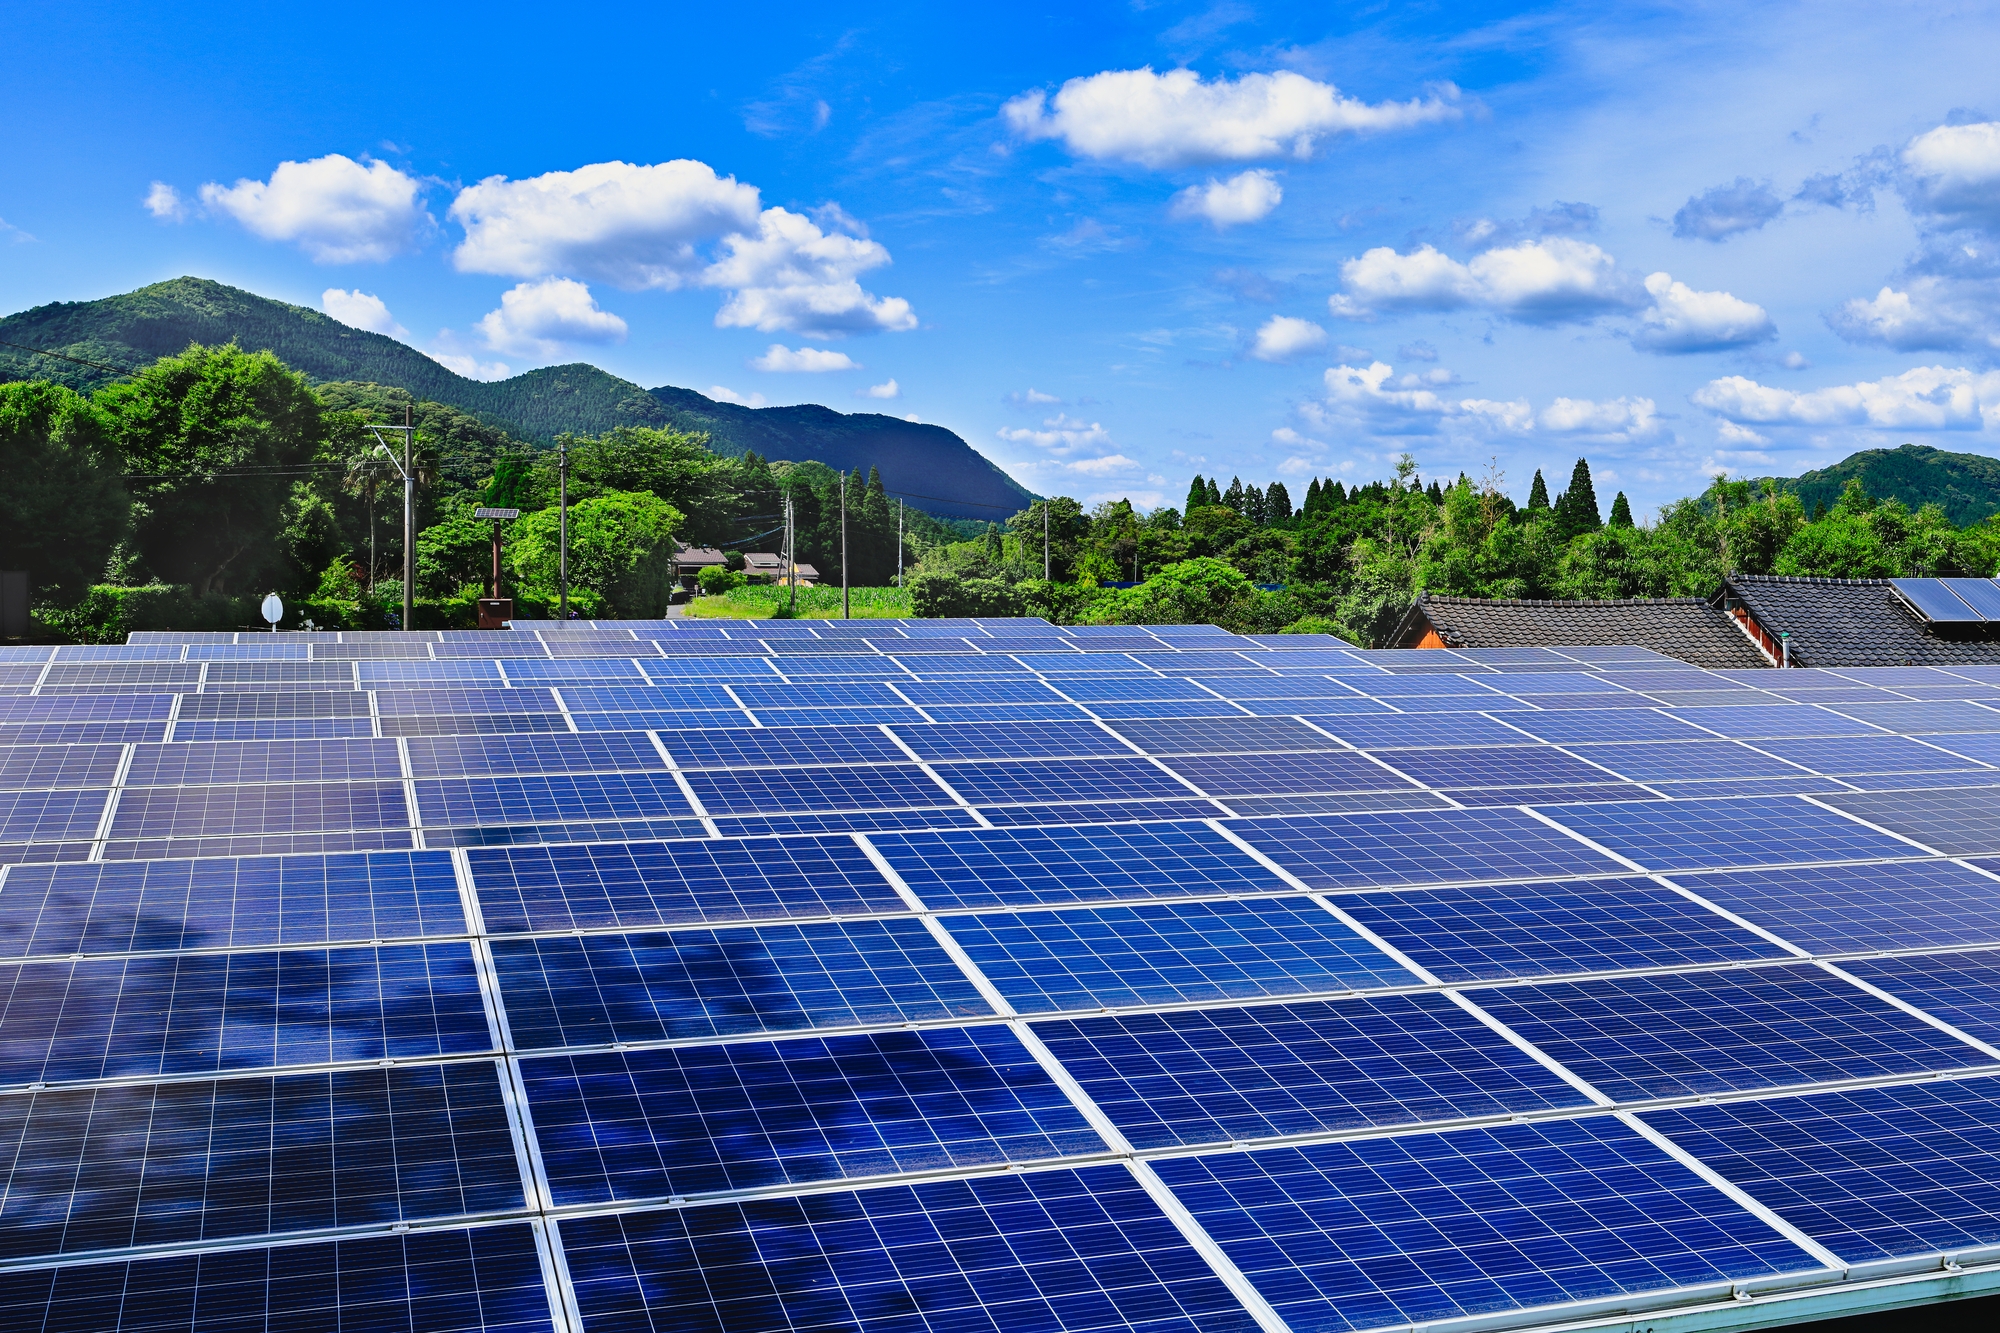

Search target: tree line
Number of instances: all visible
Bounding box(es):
[909,455,2000,643]
[0,342,952,629]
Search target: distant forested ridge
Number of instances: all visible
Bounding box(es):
[0,277,1033,520]
[1757,444,2000,526]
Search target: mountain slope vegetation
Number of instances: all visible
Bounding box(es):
[0,277,1033,519]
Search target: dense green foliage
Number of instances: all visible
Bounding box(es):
[1766,444,2000,526]
[908,459,2000,644]
[0,381,128,605]
[0,278,1033,518]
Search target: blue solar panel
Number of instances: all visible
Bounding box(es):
[1835,950,2000,1045]
[468,836,904,932]
[0,787,109,842]
[493,918,992,1047]
[659,723,909,769]
[558,683,736,712]
[571,708,753,732]
[1033,994,1588,1148]
[0,1061,521,1260]
[683,764,952,814]
[558,1165,1257,1333]
[405,730,668,778]
[869,823,1283,910]
[1495,709,1709,744]
[375,686,558,716]
[0,721,166,746]
[941,898,1413,1012]
[0,942,489,1083]
[0,743,124,791]
[414,772,694,827]
[1300,713,1538,749]
[173,717,380,740]
[1105,716,1342,755]
[734,682,903,709]
[933,756,1194,805]
[523,1027,1103,1204]
[1674,705,1888,739]
[125,738,404,786]
[750,705,932,727]
[1810,787,2000,854]
[891,719,1135,760]
[981,797,1234,826]
[1561,740,1812,781]
[1385,747,1624,792]
[894,678,1068,705]
[1756,735,1989,775]
[1229,807,1628,889]
[1643,1077,2000,1263]
[110,781,410,839]
[1469,964,1989,1101]
[1157,751,1416,797]
[0,1225,555,1333]
[176,690,371,718]
[1340,878,1788,981]
[1833,701,2000,733]
[712,807,986,838]
[0,693,172,723]
[1152,1119,1819,1332]
[1673,861,2000,953]
[1542,796,1916,870]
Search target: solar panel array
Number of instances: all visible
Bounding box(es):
[4,616,2000,1331]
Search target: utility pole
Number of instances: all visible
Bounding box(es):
[557,434,570,620]
[1043,502,1050,581]
[840,471,850,619]
[401,404,413,633]
[785,493,797,616]
[897,500,904,587]
[364,412,418,632]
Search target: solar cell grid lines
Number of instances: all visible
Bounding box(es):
[15,617,2000,1333]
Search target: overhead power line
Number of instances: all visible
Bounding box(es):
[0,339,148,377]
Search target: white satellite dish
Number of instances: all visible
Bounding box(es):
[261,593,283,631]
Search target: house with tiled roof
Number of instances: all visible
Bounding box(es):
[1392,594,1770,668]
[1719,574,2000,668]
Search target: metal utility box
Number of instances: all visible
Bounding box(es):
[477,598,514,629]
[0,572,27,637]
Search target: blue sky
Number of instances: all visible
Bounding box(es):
[7,1,2000,516]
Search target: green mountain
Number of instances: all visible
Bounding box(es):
[0,277,1034,520]
[1766,444,2000,525]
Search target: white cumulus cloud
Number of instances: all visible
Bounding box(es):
[860,379,900,399]
[144,182,187,222]
[449,159,760,290]
[1901,121,2000,232]
[996,413,1113,455]
[1827,280,2000,355]
[1716,420,1771,446]
[1631,272,1775,353]
[1251,315,1328,362]
[701,207,916,337]
[1538,396,1662,442]
[708,385,769,408]
[428,349,512,381]
[321,289,408,338]
[1002,67,1459,169]
[1329,240,1771,350]
[1692,365,2000,430]
[474,278,628,358]
[1169,170,1282,226]
[1307,361,1532,436]
[751,344,859,372]
[200,154,425,263]
[1329,238,1638,324]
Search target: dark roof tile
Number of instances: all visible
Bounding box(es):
[1401,594,1770,670]
[1725,575,2000,667]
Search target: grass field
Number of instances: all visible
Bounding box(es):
[684,586,913,619]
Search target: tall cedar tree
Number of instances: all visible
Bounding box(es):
[1326,481,1346,505]
[1302,478,1322,516]
[1426,479,1444,505]
[1266,481,1292,521]
[1608,492,1634,528]
[1185,476,1209,512]
[1244,485,1268,524]
[1527,469,1550,511]
[1205,478,1222,506]
[1222,477,1245,511]
[1552,457,1602,542]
